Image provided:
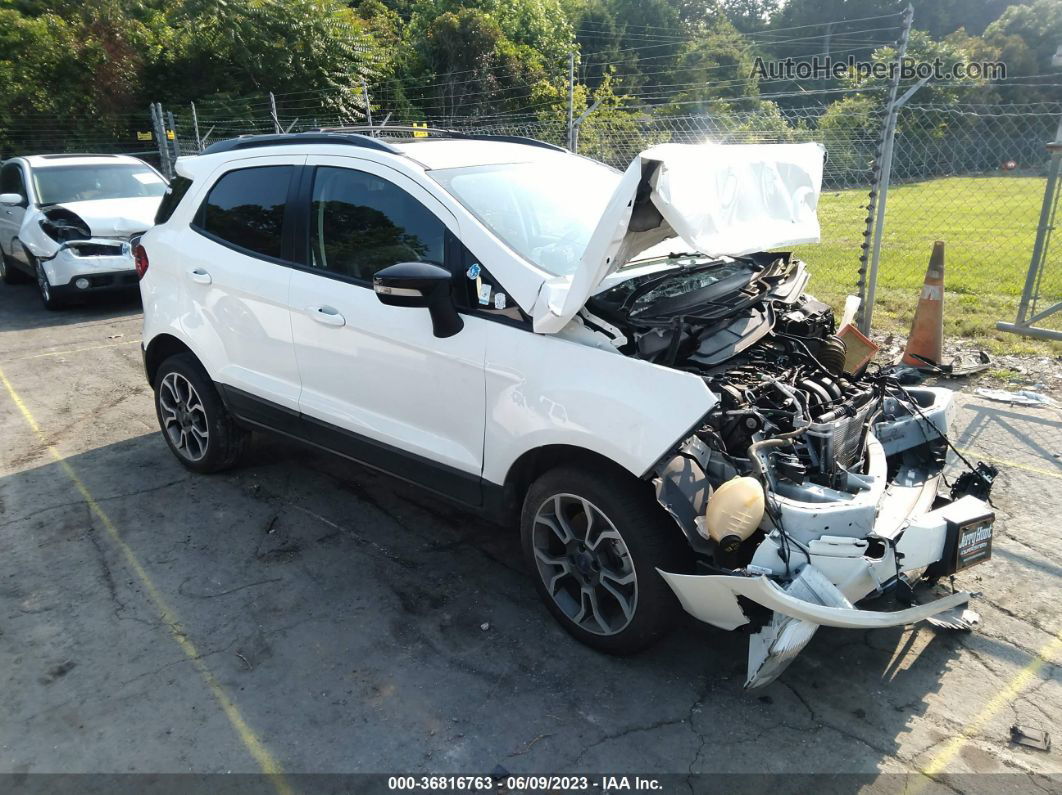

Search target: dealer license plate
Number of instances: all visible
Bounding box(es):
[955,520,993,570]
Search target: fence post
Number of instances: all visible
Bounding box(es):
[269,92,281,134]
[856,4,914,335]
[567,52,575,151]
[190,101,202,153]
[572,96,602,154]
[362,80,373,132]
[166,110,180,162]
[996,113,1062,340]
[150,103,172,178]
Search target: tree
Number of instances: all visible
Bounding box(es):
[406,7,548,119]
[148,0,385,121]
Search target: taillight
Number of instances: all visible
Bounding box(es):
[134,244,149,280]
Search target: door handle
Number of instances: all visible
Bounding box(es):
[307,305,345,327]
[188,268,212,284]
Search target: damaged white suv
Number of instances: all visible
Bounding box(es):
[0,154,166,308]
[139,130,995,688]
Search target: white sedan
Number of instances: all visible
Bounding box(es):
[0,154,166,308]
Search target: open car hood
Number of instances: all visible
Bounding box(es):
[530,142,825,334]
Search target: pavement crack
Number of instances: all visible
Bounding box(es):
[570,716,688,768]
[177,576,283,599]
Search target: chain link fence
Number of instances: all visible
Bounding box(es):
[5,93,1059,341]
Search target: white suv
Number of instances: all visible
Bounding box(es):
[139,130,994,688]
[0,154,166,308]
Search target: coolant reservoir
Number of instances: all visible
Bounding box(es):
[703,477,765,552]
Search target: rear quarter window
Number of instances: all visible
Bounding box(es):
[154,175,192,225]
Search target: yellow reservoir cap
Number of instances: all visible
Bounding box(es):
[704,476,766,547]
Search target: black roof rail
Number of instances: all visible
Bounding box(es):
[200,132,400,156]
[316,125,567,153]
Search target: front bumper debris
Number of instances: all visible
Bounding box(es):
[659,564,973,689]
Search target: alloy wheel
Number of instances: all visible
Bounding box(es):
[158,372,210,462]
[531,493,638,636]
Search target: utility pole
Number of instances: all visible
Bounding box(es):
[822,22,833,95]
[856,4,914,335]
[567,52,575,150]
[269,92,281,134]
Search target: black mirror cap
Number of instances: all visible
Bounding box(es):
[373,261,464,339]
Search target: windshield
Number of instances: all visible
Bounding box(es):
[430,158,621,276]
[33,164,167,205]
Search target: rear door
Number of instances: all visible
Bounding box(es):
[287,156,487,502]
[178,156,303,413]
[0,161,30,263]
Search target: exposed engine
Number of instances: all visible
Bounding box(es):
[588,252,887,491]
[585,251,970,573]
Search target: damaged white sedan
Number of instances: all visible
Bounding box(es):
[0,154,166,308]
[138,131,995,689]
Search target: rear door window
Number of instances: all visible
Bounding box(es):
[195,166,293,260]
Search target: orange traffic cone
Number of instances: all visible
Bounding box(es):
[901,241,945,368]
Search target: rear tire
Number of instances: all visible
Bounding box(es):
[520,465,690,655]
[1,252,26,284]
[154,353,249,473]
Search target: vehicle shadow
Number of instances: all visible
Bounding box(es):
[0,429,1015,777]
[0,281,141,333]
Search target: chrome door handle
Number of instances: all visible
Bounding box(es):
[308,305,345,327]
[188,268,212,284]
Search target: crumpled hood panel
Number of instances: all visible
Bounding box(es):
[531,142,825,334]
[45,197,158,238]
[20,196,161,260]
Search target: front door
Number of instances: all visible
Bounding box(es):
[288,156,486,504]
[0,162,29,264]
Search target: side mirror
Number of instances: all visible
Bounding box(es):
[373,262,464,339]
[0,193,23,207]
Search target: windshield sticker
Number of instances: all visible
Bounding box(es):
[478,282,492,305]
[494,293,507,310]
[466,263,481,280]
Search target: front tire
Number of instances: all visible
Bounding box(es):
[154,353,249,473]
[520,466,689,655]
[33,256,63,309]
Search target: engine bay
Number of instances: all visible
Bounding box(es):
[584,251,975,573]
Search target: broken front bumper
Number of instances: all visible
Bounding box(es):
[660,563,976,689]
[658,491,994,689]
[41,240,136,289]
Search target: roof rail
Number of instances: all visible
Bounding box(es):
[200,132,400,156]
[37,153,123,159]
[316,125,567,153]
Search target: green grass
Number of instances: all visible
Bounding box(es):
[793,175,1062,356]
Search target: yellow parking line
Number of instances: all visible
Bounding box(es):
[2,338,142,363]
[0,367,290,793]
[955,447,1062,481]
[919,634,1062,780]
